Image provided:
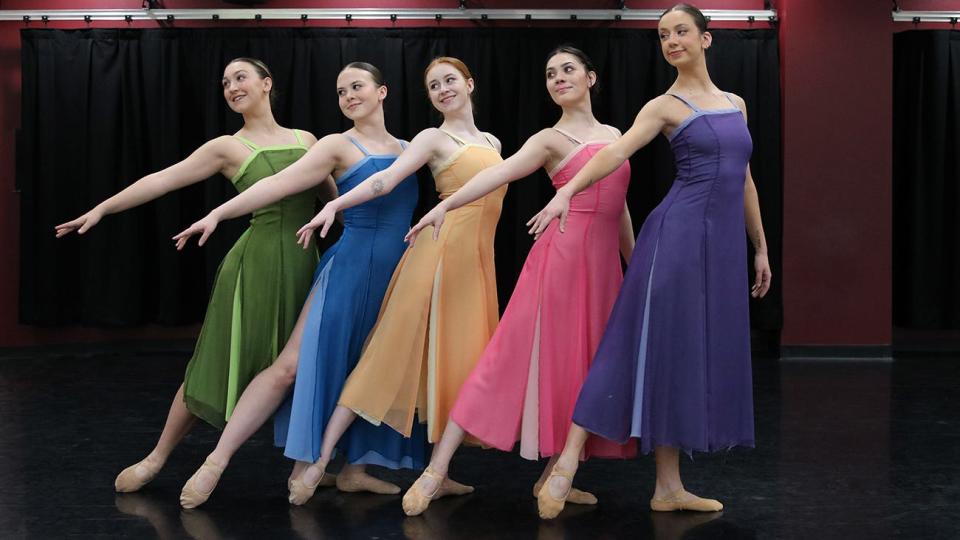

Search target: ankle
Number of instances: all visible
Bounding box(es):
[425,462,448,478]
[144,451,167,467]
[654,480,684,496]
[206,453,229,469]
[555,455,579,474]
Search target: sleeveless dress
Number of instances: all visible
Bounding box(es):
[572,93,755,454]
[451,127,636,460]
[274,137,428,469]
[183,130,318,429]
[337,130,505,442]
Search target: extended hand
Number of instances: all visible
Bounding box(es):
[404,204,447,244]
[172,215,220,251]
[526,191,571,237]
[751,253,772,298]
[296,204,337,249]
[55,208,104,238]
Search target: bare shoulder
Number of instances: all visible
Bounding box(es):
[296,129,319,146]
[604,124,623,137]
[724,92,747,112]
[482,131,502,153]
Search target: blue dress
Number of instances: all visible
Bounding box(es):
[274,137,428,469]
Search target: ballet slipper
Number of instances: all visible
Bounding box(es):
[114,455,163,493]
[433,476,474,499]
[288,464,327,506]
[533,481,597,505]
[179,459,226,509]
[336,469,400,494]
[537,465,575,519]
[650,489,723,512]
[401,467,445,516]
[288,472,335,491]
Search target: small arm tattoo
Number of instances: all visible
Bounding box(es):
[371,178,385,195]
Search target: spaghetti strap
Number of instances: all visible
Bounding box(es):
[346,136,371,156]
[398,139,408,150]
[552,127,582,145]
[293,129,305,146]
[439,129,467,146]
[234,136,259,150]
[723,92,739,109]
[665,93,700,112]
[603,125,620,139]
[481,133,497,149]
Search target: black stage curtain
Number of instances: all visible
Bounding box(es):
[894,31,960,329]
[19,27,782,330]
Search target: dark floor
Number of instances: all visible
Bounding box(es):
[0,349,957,540]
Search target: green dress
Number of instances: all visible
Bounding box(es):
[183,130,318,429]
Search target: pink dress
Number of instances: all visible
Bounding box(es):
[450,128,637,460]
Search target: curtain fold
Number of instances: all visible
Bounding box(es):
[18,27,782,329]
[893,30,960,329]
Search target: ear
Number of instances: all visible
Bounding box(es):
[702,31,713,50]
[378,84,388,101]
[262,76,273,94]
[466,77,475,94]
[587,71,597,88]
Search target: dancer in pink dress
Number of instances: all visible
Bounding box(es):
[400,46,637,516]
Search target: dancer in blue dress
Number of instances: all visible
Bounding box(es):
[173,62,427,508]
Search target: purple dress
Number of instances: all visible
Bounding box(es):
[572,93,755,454]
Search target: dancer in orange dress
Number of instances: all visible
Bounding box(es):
[284,57,506,506]
[400,46,637,516]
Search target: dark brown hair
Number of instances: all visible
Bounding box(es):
[341,62,385,87]
[227,57,275,105]
[545,45,599,97]
[660,3,709,34]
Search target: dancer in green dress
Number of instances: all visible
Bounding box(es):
[55,58,331,492]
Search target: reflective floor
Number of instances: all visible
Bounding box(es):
[0,348,957,539]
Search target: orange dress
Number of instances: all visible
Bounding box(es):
[338,130,506,442]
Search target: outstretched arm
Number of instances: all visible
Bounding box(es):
[209,135,341,221]
[55,137,231,237]
[296,129,437,245]
[172,134,339,249]
[526,98,668,236]
[405,132,548,243]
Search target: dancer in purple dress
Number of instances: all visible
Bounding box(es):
[527,4,772,518]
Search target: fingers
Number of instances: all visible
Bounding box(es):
[558,208,569,233]
[319,218,332,239]
[198,230,211,247]
[405,221,425,244]
[299,231,312,249]
[433,222,441,241]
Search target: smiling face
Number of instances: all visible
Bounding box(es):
[336,67,387,121]
[424,62,474,114]
[545,52,596,106]
[658,9,712,67]
[222,61,272,113]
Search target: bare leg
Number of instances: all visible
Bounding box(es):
[401,419,475,516]
[115,383,197,492]
[287,405,358,505]
[533,455,597,505]
[181,286,317,507]
[650,446,722,512]
[537,423,590,519]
